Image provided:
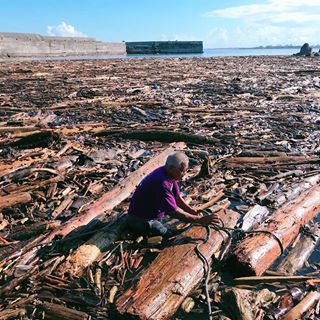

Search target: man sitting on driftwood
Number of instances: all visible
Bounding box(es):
[127,152,219,237]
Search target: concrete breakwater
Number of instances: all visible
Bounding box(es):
[0,32,126,58]
[126,41,203,54]
[0,33,204,58]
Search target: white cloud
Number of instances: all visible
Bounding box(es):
[47,22,87,37]
[204,25,320,48]
[205,0,320,25]
[204,0,320,47]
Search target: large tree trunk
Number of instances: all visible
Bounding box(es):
[116,209,240,320]
[16,142,185,267]
[227,185,320,276]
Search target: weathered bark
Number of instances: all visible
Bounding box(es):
[239,150,288,157]
[0,266,38,296]
[15,143,185,267]
[225,155,316,165]
[40,302,89,320]
[269,174,320,207]
[223,288,255,320]
[227,185,320,276]
[9,221,61,241]
[266,287,305,320]
[241,205,270,231]
[116,209,240,320]
[0,192,32,209]
[283,291,320,320]
[0,150,53,177]
[224,156,319,169]
[6,176,61,194]
[0,308,26,319]
[233,275,315,285]
[56,214,126,277]
[223,288,275,320]
[276,226,320,275]
[50,97,162,110]
[51,194,74,218]
[0,126,38,132]
[96,128,224,145]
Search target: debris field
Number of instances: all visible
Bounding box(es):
[0,55,320,319]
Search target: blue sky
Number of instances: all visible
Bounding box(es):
[1,0,320,48]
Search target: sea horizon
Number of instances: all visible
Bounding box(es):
[2,46,320,62]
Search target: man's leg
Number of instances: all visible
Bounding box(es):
[148,220,169,236]
[126,215,149,236]
[127,216,179,238]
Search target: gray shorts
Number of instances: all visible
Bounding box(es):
[126,215,169,236]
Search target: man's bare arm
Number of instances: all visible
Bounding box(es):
[168,207,220,225]
[176,194,198,215]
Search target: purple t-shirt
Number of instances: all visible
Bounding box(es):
[128,166,180,220]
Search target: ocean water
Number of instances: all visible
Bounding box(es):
[12,47,313,62]
[126,47,301,59]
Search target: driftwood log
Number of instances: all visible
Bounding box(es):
[96,128,225,145]
[266,287,305,320]
[40,301,90,320]
[241,204,270,231]
[116,209,240,320]
[224,155,318,167]
[227,185,320,276]
[283,291,320,320]
[2,130,60,149]
[57,214,126,277]
[276,225,320,275]
[223,288,275,320]
[0,308,26,319]
[0,192,32,209]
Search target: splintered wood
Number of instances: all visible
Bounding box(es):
[0,56,320,319]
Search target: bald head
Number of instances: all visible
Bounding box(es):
[165,152,189,171]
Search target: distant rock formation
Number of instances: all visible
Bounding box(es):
[294,43,313,57]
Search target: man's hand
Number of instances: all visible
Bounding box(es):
[189,208,201,216]
[196,214,220,226]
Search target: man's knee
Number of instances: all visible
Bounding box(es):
[148,220,168,236]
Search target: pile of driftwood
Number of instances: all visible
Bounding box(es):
[0,55,320,319]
